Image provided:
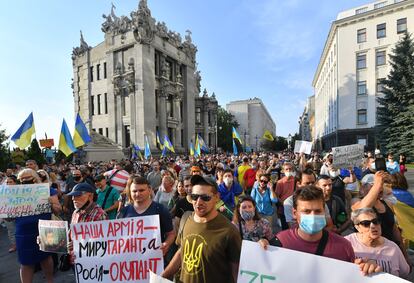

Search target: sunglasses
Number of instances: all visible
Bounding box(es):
[189,193,213,202]
[259,180,269,184]
[357,218,381,228]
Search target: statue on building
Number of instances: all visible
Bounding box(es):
[131,0,155,44]
[195,70,201,94]
[156,21,169,39]
[72,31,91,59]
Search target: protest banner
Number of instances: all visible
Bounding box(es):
[332,144,364,169]
[237,240,409,283]
[39,220,69,253]
[0,183,51,218]
[149,271,173,283]
[72,215,163,283]
[294,140,313,154]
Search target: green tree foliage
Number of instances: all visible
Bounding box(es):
[0,125,11,171]
[26,139,46,166]
[217,107,239,152]
[376,32,414,159]
[260,136,289,152]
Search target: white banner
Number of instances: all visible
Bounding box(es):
[237,240,409,283]
[72,215,164,283]
[332,144,364,169]
[294,140,313,154]
[0,184,50,218]
[149,271,173,283]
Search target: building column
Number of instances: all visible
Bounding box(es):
[174,97,182,149]
[203,107,209,143]
[116,94,123,145]
[158,91,167,140]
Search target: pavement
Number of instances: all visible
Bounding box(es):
[1,169,414,282]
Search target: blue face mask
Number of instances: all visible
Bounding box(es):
[299,214,326,234]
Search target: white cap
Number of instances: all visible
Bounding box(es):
[361,174,375,185]
[375,149,380,155]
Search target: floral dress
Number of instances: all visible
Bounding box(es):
[237,218,273,242]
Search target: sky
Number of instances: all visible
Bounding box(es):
[0,0,371,148]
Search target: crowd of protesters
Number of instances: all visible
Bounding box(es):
[0,149,413,282]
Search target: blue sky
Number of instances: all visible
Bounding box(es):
[0,0,370,147]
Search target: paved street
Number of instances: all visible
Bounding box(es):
[1,169,414,282]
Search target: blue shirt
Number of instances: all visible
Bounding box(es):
[217,182,243,209]
[386,161,400,175]
[250,185,278,216]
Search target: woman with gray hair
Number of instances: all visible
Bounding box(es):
[345,207,410,278]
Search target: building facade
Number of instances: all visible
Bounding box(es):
[226,98,276,151]
[312,0,413,150]
[71,0,217,153]
[298,95,315,142]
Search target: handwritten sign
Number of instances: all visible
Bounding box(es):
[0,184,51,218]
[39,220,69,253]
[71,215,164,283]
[294,140,313,154]
[238,240,409,283]
[149,271,173,283]
[332,144,364,169]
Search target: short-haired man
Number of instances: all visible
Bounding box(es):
[25,159,38,171]
[275,162,296,230]
[162,175,242,283]
[275,186,381,275]
[218,169,243,218]
[237,156,251,188]
[171,176,194,219]
[95,174,120,220]
[147,161,162,191]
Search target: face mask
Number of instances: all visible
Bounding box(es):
[370,163,376,171]
[285,172,296,178]
[383,194,398,205]
[21,179,35,184]
[224,178,233,187]
[299,214,326,235]
[240,211,255,221]
[73,176,82,182]
[329,170,339,178]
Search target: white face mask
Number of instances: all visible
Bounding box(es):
[223,177,233,187]
[285,171,296,178]
[383,194,398,205]
[329,170,339,178]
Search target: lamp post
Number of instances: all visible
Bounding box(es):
[243,129,247,152]
[287,133,292,151]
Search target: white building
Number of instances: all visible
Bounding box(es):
[226,98,276,151]
[298,95,315,142]
[312,0,412,150]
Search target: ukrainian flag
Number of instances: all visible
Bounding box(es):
[58,119,77,157]
[156,131,164,150]
[194,135,201,157]
[73,114,91,148]
[189,141,195,156]
[11,112,35,149]
[262,129,274,141]
[132,144,143,160]
[197,134,209,152]
[144,135,151,159]
[232,127,242,144]
[163,135,175,153]
[233,140,238,155]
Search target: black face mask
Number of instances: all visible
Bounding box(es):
[73,176,82,182]
[21,179,35,184]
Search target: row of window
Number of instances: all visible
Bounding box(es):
[90,62,107,82]
[357,79,384,95]
[356,50,386,69]
[92,127,109,138]
[91,93,108,115]
[357,18,407,43]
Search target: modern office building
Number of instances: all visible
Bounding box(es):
[312,0,412,150]
[298,95,315,142]
[71,0,217,153]
[226,98,276,151]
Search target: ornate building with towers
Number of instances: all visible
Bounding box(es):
[71,0,218,154]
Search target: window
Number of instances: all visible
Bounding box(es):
[91,95,95,115]
[376,50,386,66]
[377,23,386,38]
[357,81,367,95]
[103,62,107,79]
[155,90,159,117]
[357,135,367,146]
[397,18,407,34]
[377,79,385,93]
[97,64,100,80]
[168,128,174,146]
[357,54,366,69]
[122,96,126,116]
[105,128,109,138]
[374,1,386,9]
[97,94,101,115]
[104,93,108,114]
[155,52,160,76]
[98,128,103,135]
[90,66,94,82]
[195,107,201,124]
[357,109,367,124]
[166,95,174,118]
[181,129,184,147]
[180,101,183,120]
[357,28,366,43]
[356,7,368,14]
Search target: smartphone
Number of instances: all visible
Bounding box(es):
[375,157,387,171]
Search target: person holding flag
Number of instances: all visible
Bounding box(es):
[11,112,36,149]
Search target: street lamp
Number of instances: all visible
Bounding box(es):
[243,129,247,152]
[287,133,292,151]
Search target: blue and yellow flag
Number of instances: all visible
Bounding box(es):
[144,135,151,159]
[58,119,77,157]
[233,140,238,155]
[163,135,175,153]
[189,141,195,156]
[232,127,242,145]
[194,135,201,157]
[197,134,209,152]
[156,131,164,150]
[73,114,92,148]
[262,129,274,141]
[132,144,143,160]
[11,112,35,149]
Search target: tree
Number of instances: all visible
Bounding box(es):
[0,124,11,171]
[376,32,414,159]
[26,139,46,166]
[260,136,288,152]
[217,107,239,152]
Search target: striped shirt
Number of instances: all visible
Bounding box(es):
[104,169,130,192]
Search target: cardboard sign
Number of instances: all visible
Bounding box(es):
[0,184,51,218]
[237,240,410,283]
[332,144,364,169]
[294,140,313,154]
[71,215,164,283]
[39,138,55,148]
[39,220,69,253]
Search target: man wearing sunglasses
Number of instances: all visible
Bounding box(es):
[162,175,241,283]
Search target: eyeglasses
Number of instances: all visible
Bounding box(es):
[189,193,213,202]
[357,218,381,228]
[259,180,269,184]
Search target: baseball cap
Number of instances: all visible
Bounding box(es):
[190,175,218,191]
[67,183,96,196]
[361,174,375,185]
